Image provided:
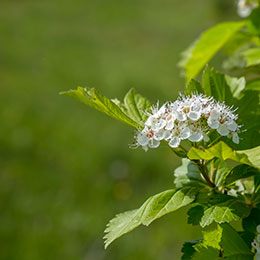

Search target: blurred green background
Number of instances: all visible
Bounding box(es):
[0,1,238,259]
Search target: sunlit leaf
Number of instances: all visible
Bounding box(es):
[60,87,152,129]
[104,187,197,248]
[179,21,245,81]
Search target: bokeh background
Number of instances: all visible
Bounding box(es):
[0,1,239,259]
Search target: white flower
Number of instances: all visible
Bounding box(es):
[169,136,181,148]
[237,0,258,17]
[180,127,191,140]
[135,93,242,151]
[189,131,203,142]
[217,124,229,136]
[232,132,240,144]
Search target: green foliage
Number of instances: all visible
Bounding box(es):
[188,193,250,228]
[173,159,206,188]
[104,187,197,248]
[242,47,260,67]
[60,87,151,129]
[223,164,259,186]
[181,241,198,260]
[179,21,246,81]
[182,224,253,260]
[248,7,260,35]
[187,141,259,168]
[242,208,260,233]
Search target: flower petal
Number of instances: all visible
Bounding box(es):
[180,127,191,140]
[207,117,219,129]
[217,124,229,136]
[188,111,201,121]
[137,132,149,146]
[176,112,186,122]
[232,132,239,144]
[189,132,203,142]
[168,136,180,148]
[227,120,237,131]
[148,139,160,148]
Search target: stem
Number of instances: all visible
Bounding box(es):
[194,160,216,188]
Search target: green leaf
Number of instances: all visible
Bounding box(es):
[246,80,260,91]
[212,159,229,187]
[187,205,204,226]
[179,21,246,81]
[181,241,198,260]
[235,90,260,149]
[242,208,260,233]
[104,187,197,248]
[242,47,260,67]
[220,223,253,259]
[202,66,245,103]
[187,141,254,168]
[123,88,151,125]
[248,7,260,35]
[173,159,206,189]
[200,199,250,228]
[224,164,259,186]
[186,79,204,95]
[192,225,222,260]
[60,87,151,129]
[192,224,253,260]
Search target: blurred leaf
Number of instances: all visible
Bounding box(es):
[248,7,260,35]
[202,66,245,103]
[242,47,260,67]
[60,87,151,129]
[224,164,259,186]
[179,21,245,81]
[246,80,260,91]
[104,187,197,248]
[173,159,206,189]
[187,141,258,168]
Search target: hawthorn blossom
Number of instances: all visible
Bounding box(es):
[135,93,242,151]
[237,0,258,17]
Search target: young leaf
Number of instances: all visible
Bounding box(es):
[173,159,206,189]
[104,187,197,248]
[179,21,246,81]
[60,87,151,129]
[123,88,151,124]
[187,141,260,169]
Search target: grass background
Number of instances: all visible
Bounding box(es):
[0,0,237,259]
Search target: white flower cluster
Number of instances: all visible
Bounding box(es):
[252,225,260,260]
[237,0,258,18]
[136,94,241,151]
